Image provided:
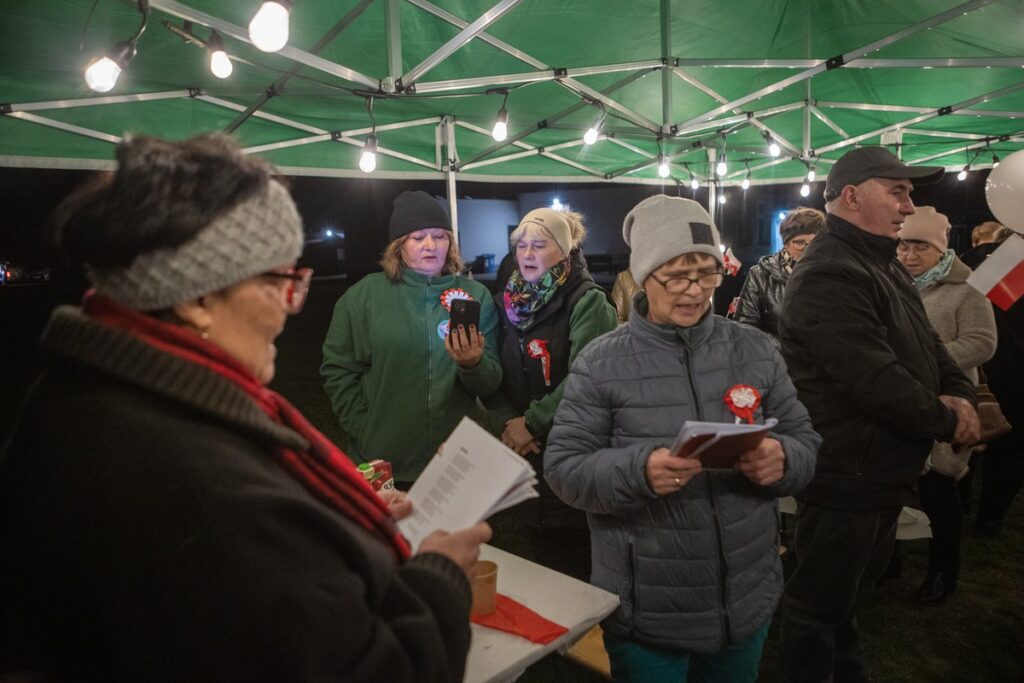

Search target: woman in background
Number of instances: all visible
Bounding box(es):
[0,136,488,681]
[321,190,502,487]
[897,206,996,605]
[736,207,825,338]
[490,208,616,578]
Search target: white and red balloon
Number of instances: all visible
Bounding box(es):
[985,149,1024,232]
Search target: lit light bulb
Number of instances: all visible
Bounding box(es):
[210,49,233,78]
[769,141,781,157]
[657,155,671,178]
[249,1,291,52]
[551,198,563,210]
[583,126,599,145]
[491,107,508,142]
[807,167,816,182]
[741,176,750,190]
[84,57,122,92]
[716,159,728,177]
[957,168,968,181]
[359,135,378,173]
[690,177,700,190]
[992,154,1000,168]
[718,193,726,205]
[800,183,811,197]
[325,229,333,237]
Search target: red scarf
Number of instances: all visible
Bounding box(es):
[84,292,411,561]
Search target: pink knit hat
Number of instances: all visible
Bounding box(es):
[898,206,950,252]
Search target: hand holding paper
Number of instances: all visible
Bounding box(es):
[734,436,785,485]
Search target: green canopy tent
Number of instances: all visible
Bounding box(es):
[2,0,1023,235]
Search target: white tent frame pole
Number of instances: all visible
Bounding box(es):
[148,0,380,88]
[670,57,1024,69]
[400,0,522,88]
[454,119,600,176]
[908,134,1024,165]
[413,60,663,94]
[817,100,1024,118]
[6,112,121,144]
[405,0,659,132]
[809,105,850,138]
[9,90,190,112]
[383,0,402,93]
[816,81,1024,154]
[660,0,672,135]
[443,116,459,242]
[706,148,717,211]
[671,0,996,132]
[197,95,330,134]
[903,128,992,141]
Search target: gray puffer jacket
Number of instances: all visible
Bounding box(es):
[545,295,819,654]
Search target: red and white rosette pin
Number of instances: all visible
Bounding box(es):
[440,288,472,311]
[725,384,761,424]
[526,339,552,387]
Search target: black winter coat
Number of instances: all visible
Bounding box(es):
[736,251,789,337]
[779,215,974,511]
[0,308,472,682]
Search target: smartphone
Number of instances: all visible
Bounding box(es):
[449,299,481,333]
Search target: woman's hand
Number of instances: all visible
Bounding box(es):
[502,417,541,456]
[417,522,493,578]
[445,324,485,368]
[734,437,785,486]
[378,489,413,520]
[645,447,703,495]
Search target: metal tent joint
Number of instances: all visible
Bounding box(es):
[553,67,568,79]
[266,84,281,99]
[826,55,845,70]
[0,104,11,115]
[187,88,202,98]
[938,106,953,116]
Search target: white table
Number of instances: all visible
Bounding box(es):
[463,544,619,683]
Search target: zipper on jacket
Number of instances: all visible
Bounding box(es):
[683,346,732,647]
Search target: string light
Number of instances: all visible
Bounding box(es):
[84,1,148,92]
[716,155,728,177]
[491,90,509,141]
[957,167,968,181]
[583,102,606,146]
[718,192,726,205]
[207,30,232,79]
[992,153,1000,168]
[741,162,751,190]
[248,1,292,52]
[691,176,700,190]
[358,97,377,173]
[800,183,811,197]
[764,132,781,157]
[657,154,671,178]
[806,165,816,183]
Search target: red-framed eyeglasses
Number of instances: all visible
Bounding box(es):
[262,267,313,314]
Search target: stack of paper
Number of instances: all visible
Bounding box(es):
[397,417,538,549]
[668,418,778,469]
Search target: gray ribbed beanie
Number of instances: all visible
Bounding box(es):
[623,195,722,284]
[89,180,304,311]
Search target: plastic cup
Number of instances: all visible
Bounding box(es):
[470,560,498,617]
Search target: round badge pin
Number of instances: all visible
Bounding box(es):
[437,319,450,340]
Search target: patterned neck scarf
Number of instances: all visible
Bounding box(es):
[913,248,955,289]
[503,257,572,329]
[83,292,411,562]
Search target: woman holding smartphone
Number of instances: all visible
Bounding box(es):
[489,208,616,577]
[321,191,502,487]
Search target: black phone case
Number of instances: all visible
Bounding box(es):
[449,299,481,331]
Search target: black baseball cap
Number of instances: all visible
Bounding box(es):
[823,146,944,202]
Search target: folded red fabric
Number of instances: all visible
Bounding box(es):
[470,594,569,645]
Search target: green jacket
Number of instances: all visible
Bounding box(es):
[321,270,502,482]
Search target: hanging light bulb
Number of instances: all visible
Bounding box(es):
[84,40,137,92]
[583,105,605,146]
[769,141,781,157]
[491,106,509,142]
[800,183,811,197]
[716,158,728,177]
[690,176,700,190]
[718,193,726,205]
[207,31,233,79]
[249,1,292,52]
[359,135,378,173]
[957,167,968,181]
[992,153,1000,168]
[657,154,671,178]
[806,166,816,183]
[741,175,751,190]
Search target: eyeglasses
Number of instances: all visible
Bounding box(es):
[648,269,724,294]
[896,240,934,255]
[789,238,814,249]
[262,267,313,314]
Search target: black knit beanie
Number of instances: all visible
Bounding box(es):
[388,191,450,241]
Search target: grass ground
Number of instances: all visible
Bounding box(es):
[272,279,1023,682]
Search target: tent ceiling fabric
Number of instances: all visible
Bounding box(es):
[2,0,1023,186]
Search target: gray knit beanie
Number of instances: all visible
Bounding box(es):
[623,195,722,284]
[388,190,451,241]
[89,180,304,311]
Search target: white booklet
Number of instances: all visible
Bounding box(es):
[397,417,538,550]
[668,418,779,469]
